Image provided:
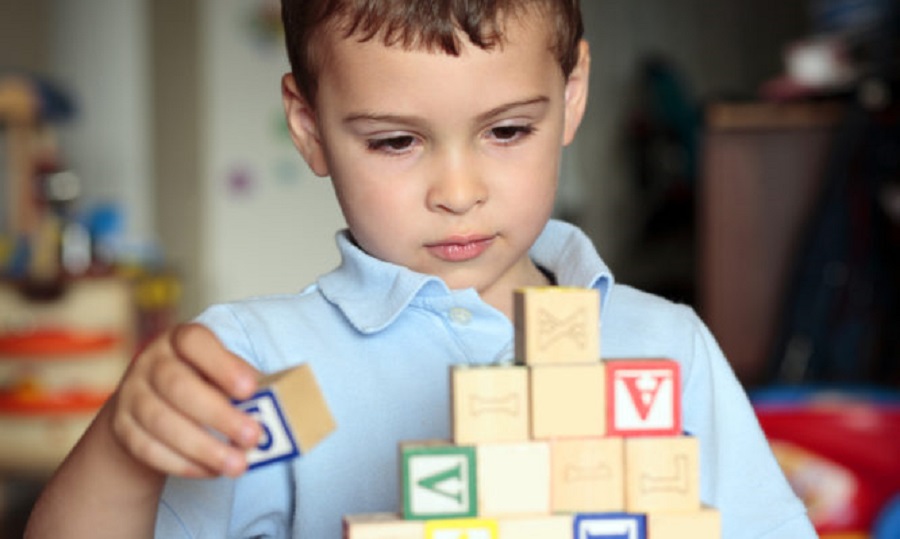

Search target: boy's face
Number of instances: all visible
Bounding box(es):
[284,11,589,306]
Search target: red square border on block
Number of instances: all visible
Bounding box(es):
[605,359,682,437]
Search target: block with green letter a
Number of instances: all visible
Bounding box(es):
[401,441,477,520]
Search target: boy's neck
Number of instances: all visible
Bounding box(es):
[481,260,553,320]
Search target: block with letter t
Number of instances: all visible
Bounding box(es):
[605,358,681,437]
[234,362,336,470]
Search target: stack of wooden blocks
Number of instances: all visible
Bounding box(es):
[344,286,721,538]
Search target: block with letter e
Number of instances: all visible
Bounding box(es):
[234,363,336,470]
[401,441,477,520]
[424,518,498,539]
[605,358,681,437]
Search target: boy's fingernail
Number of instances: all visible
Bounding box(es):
[224,451,245,476]
[240,423,260,446]
[235,376,255,397]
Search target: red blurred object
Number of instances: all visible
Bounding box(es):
[753,388,900,535]
[0,328,120,356]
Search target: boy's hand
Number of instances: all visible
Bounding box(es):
[110,323,263,478]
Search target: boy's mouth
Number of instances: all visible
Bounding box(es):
[426,234,495,262]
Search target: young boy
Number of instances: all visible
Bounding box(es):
[27,1,816,537]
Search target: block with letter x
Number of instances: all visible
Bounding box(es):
[605,358,681,437]
[514,286,600,365]
[401,441,478,520]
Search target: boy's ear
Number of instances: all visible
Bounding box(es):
[562,40,591,146]
[281,73,330,177]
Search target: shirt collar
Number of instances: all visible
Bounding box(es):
[318,219,615,334]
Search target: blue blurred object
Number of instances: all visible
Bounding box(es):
[813,0,891,33]
[874,494,900,539]
[0,70,76,122]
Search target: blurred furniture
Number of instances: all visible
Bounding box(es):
[700,100,844,387]
[0,277,134,476]
[0,74,136,477]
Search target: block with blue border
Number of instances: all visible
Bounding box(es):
[573,512,647,539]
[233,363,336,470]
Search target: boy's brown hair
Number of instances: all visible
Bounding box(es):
[281,0,583,103]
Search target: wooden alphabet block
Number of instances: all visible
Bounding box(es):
[624,435,700,512]
[530,363,606,439]
[550,437,625,513]
[342,513,424,539]
[514,287,600,365]
[401,441,477,520]
[573,512,647,539]
[234,363,335,470]
[451,365,529,444]
[424,518,498,539]
[476,441,551,517]
[605,358,681,437]
[497,514,572,538]
[647,507,721,539]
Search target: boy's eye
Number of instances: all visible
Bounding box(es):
[488,125,534,143]
[367,135,416,153]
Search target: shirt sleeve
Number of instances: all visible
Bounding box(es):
[153,304,294,538]
[681,309,817,538]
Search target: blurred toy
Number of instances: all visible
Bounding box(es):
[753,386,900,537]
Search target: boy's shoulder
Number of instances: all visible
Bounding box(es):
[602,282,707,359]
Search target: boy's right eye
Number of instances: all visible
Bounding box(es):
[366,135,416,154]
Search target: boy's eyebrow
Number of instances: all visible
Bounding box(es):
[342,96,551,127]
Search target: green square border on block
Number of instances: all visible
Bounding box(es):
[402,444,478,520]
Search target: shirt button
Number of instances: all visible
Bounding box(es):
[448,307,473,325]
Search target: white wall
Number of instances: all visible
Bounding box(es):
[200,0,345,304]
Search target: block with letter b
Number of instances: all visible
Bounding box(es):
[401,441,478,520]
[234,363,336,470]
[606,358,681,437]
[514,286,600,365]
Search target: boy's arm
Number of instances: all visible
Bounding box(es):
[25,324,262,539]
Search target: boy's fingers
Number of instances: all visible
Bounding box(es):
[129,393,249,477]
[170,323,259,400]
[112,400,241,478]
[147,352,262,450]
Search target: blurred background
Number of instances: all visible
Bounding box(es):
[1,0,898,537]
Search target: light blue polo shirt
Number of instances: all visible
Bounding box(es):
[156,219,816,538]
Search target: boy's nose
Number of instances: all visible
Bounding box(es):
[426,150,488,215]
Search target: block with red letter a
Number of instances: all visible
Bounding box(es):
[605,358,681,437]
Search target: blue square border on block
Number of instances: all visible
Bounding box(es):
[574,512,647,539]
[235,388,300,470]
